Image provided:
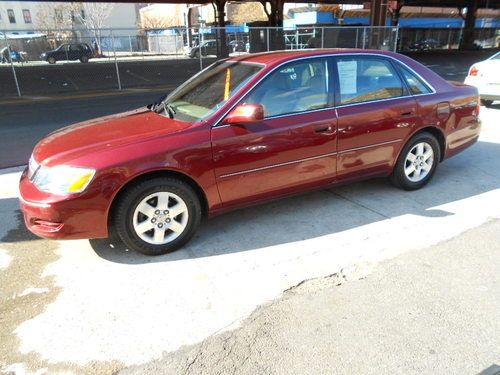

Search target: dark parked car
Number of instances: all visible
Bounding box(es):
[188,39,217,58]
[40,43,93,64]
[20,49,481,255]
[229,40,249,53]
[410,38,440,51]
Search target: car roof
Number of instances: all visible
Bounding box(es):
[227,48,398,66]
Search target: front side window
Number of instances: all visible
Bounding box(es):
[22,9,32,24]
[7,9,16,23]
[399,65,432,95]
[165,61,263,122]
[245,59,329,118]
[336,57,404,105]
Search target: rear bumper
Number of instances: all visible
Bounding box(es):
[19,169,109,240]
[464,77,500,101]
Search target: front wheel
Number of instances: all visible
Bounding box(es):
[47,57,56,64]
[114,178,202,255]
[80,55,89,63]
[391,132,440,190]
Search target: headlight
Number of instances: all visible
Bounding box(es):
[32,165,96,194]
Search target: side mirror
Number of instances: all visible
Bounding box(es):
[222,104,264,125]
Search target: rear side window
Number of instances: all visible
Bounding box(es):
[399,65,432,95]
[335,57,404,105]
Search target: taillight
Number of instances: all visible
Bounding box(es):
[469,66,479,76]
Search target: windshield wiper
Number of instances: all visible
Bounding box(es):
[151,101,176,119]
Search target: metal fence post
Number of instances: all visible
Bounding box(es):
[394,26,399,52]
[362,27,367,49]
[3,33,21,97]
[199,27,203,71]
[355,27,359,48]
[129,35,133,54]
[266,28,270,51]
[321,27,324,48]
[111,30,122,90]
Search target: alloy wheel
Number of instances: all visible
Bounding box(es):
[132,192,189,245]
[404,142,434,182]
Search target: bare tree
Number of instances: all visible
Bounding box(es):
[140,13,175,30]
[75,2,115,56]
[34,2,81,48]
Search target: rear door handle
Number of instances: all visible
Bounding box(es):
[401,111,414,117]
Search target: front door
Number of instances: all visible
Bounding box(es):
[212,58,338,207]
[333,55,419,181]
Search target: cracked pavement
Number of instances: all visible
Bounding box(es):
[121,219,500,375]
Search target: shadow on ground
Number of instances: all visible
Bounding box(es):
[88,139,500,265]
[1,207,40,243]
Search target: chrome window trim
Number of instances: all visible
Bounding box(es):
[335,95,414,110]
[213,52,437,127]
[219,138,402,178]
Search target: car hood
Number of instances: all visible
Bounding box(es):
[33,107,194,167]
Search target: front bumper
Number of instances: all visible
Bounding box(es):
[19,168,109,240]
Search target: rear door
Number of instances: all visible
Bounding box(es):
[68,44,82,60]
[333,55,419,181]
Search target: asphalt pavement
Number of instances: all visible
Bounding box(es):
[0,89,167,168]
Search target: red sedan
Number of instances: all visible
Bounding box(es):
[19,49,481,255]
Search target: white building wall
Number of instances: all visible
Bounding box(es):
[105,4,139,32]
[0,2,138,35]
[0,1,38,31]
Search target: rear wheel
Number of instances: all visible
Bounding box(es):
[391,132,440,190]
[114,178,202,255]
[80,55,89,63]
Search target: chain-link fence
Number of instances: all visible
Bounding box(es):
[398,27,499,51]
[0,25,497,98]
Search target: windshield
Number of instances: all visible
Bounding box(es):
[163,61,263,122]
[490,52,500,60]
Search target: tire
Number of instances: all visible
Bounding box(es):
[114,177,202,256]
[80,55,89,63]
[391,132,440,191]
[481,99,493,107]
[48,57,56,64]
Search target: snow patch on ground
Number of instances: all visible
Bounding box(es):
[0,248,12,270]
[17,288,50,297]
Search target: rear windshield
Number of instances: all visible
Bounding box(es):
[165,61,263,122]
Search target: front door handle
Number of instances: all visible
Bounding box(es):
[401,111,414,117]
[315,125,333,133]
